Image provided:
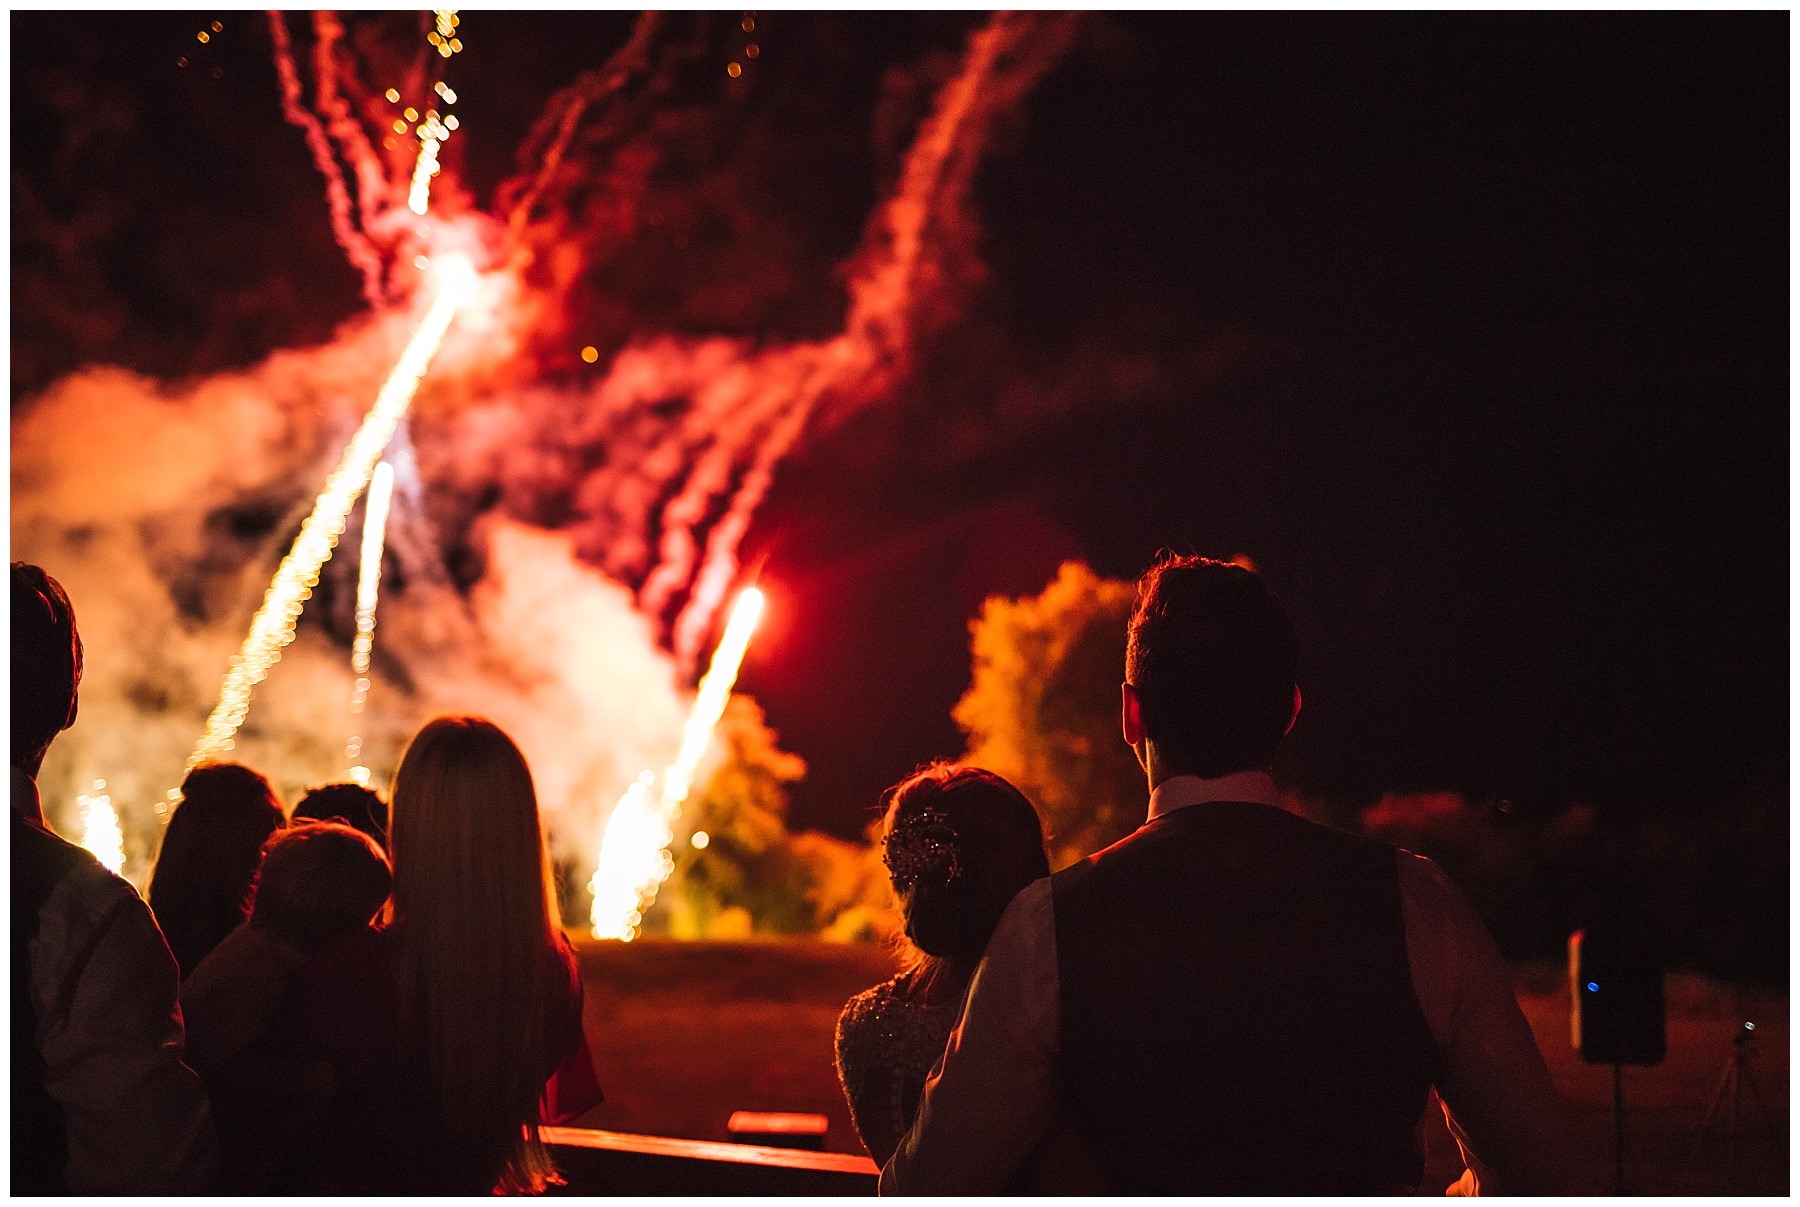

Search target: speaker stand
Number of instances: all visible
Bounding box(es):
[1610,1062,1627,1194]
[1682,1023,1778,1193]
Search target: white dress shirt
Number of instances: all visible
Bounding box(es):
[881,771,1584,1196]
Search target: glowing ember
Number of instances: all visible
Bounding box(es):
[180,259,476,791]
[345,459,396,781]
[407,119,448,215]
[590,586,764,939]
[77,781,126,876]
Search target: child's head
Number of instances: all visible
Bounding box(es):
[248,820,393,952]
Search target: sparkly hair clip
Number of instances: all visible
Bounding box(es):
[882,805,962,892]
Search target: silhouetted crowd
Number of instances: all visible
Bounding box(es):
[16,555,1591,1196]
[13,563,599,1195]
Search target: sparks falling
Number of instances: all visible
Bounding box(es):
[590,585,764,940]
[345,459,397,783]
[180,260,476,791]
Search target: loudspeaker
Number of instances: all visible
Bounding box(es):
[1569,928,1666,1066]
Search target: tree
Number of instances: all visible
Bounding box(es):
[953,561,1145,869]
[656,694,891,938]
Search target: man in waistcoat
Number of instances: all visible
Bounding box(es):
[12,563,218,1193]
[882,553,1582,1194]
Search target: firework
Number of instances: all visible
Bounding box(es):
[590,586,764,939]
[77,781,126,876]
[179,259,476,796]
[345,459,397,783]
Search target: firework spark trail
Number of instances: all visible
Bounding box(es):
[501,12,661,246]
[310,11,395,241]
[182,260,475,781]
[633,13,1079,670]
[78,781,126,876]
[265,10,1072,674]
[345,459,396,781]
[269,12,388,308]
[590,586,763,940]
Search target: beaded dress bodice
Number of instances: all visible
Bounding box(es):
[833,973,963,1165]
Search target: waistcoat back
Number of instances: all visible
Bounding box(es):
[1051,800,1438,1194]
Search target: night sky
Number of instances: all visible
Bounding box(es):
[11,12,1788,844]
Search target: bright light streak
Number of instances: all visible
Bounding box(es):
[180,261,475,785]
[407,113,450,215]
[345,459,395,779]
[589,587,764,939]
[77,780,126,876]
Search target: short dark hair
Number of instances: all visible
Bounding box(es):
[249,820,393,952]
[12,563,83,774]
[1125,553,1297,777]
[293,781,389,849]
[881,763,1049,968]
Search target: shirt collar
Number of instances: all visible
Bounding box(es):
[1147,770,1280,822]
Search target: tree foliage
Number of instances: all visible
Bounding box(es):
[656,694,891,939]
[953,561,1146,869]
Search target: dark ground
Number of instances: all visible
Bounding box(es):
[566,937,1788,1195]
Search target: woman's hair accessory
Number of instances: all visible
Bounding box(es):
[882,805,962,891]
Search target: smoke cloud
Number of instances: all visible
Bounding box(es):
[11,12,1079,898]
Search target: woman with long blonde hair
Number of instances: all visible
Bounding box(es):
[283,716,596,1195]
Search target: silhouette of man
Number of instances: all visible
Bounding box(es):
[12,562,218,1192]
[882,554,1581,1195]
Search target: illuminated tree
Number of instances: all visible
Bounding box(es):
[657,694,890,938]
[953,561,1146,869]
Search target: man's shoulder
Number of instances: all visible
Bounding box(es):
[14,810,148,923]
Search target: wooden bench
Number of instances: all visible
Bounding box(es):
[543,1125,878,1195]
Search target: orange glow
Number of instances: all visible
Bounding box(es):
[727,61,742,78]
[78,781,126,876]
[581,345,599,364]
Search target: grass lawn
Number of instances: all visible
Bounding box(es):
[566,938,1786,1195]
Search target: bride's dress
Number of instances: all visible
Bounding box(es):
[833,970,960,1167]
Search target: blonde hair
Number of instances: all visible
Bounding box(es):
[389,716,566,1193]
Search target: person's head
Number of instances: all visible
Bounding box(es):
[149,761,287,977]
[249,820,393,953]
[12,563,83,777]
[388,715,560,936]
[293,780,389,849]
[387,715,563,1192]
[1123,553,1299,783]
[880,763,1050,972]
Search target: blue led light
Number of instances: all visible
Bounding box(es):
[1586,982,1599,993]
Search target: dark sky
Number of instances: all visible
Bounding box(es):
[11,12,1788,842]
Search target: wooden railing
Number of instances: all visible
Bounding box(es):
[542,1126,878,1195]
